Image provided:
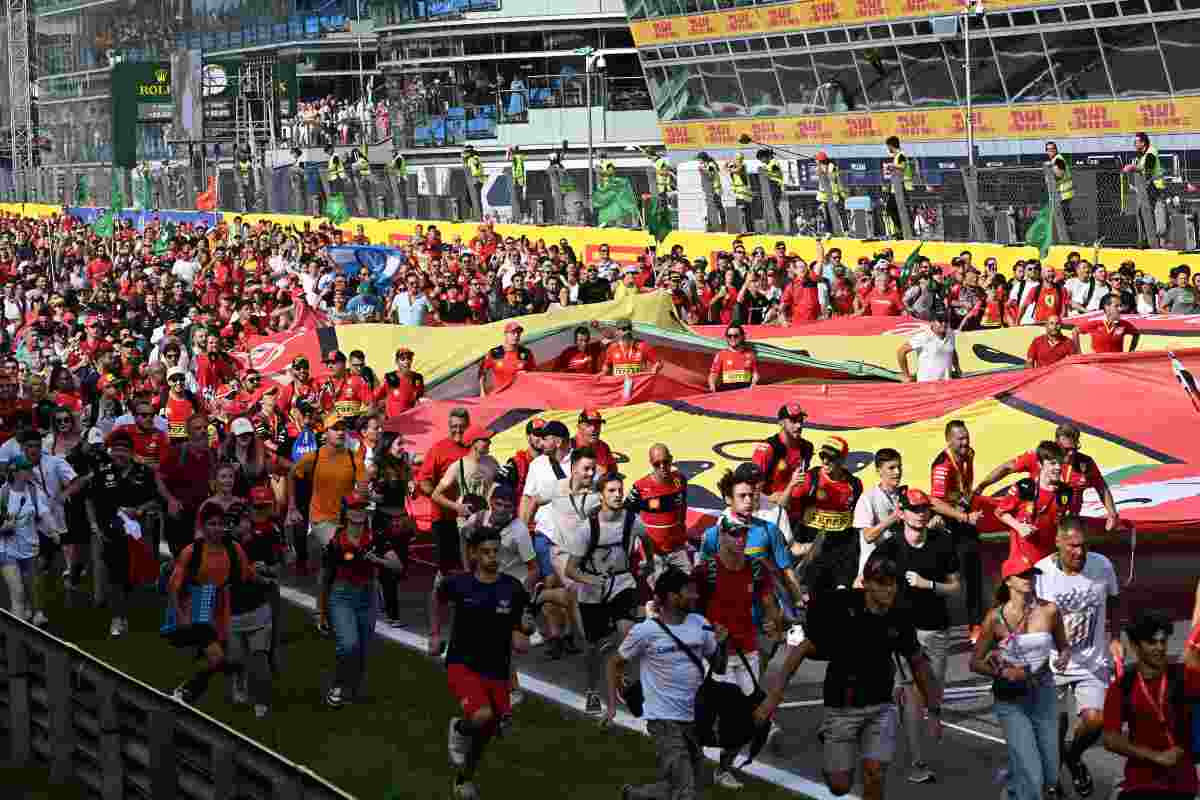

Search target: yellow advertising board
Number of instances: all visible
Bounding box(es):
[631,0,1048,46]
[660,97,1200,149]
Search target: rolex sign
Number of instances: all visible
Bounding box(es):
[136,68,171,98]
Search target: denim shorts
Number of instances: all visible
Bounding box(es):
[0,555,33,574]
[532,532,555,579]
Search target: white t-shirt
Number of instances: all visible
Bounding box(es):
[1035,552,1119,678]
[907,328,957,382]
[532,477,600,548]
[1070,280,1109,312]
[29,454,77,534]
[852,483,900,581]
[619,612,718,722]
[522,451,573,507]
[172,258,199,285]
[462,510,535,583]
[566,509,642,604]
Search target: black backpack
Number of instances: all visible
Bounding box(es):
[580,507,637,578]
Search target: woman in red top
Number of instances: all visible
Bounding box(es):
[323,492,405,707]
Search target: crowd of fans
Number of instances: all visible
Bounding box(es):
[288,96,394,148]
[0,207,1197,800]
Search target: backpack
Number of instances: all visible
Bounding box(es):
[1118,663,1200,763]
[580,506,637,578]
[761,434,813,486]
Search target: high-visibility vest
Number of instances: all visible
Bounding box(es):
[352,150,370,176]
[465,154,483,180]
[511,154,526,186]
[764,158,784,188]
[655,156,673,193]
[1136,145,1166,190]
[1052,154,1074,201]
[598,159,615,188]
[816,163,845,203]
[729,161,752,202]
[701,160,722,193]
[388,154,407,178]
[328,155,345,181]
[238,159,251,177]
[885,150,914,193]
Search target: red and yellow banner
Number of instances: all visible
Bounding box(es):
[660,97,1200,149]
[632,0,1044,46]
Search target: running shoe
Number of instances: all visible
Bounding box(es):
[254,704,270,719]
[510,688,525,706]
[1066,759,1094,798]
[316,617,331,636]
[452,780,479,800]
[325,686,346,709]
[907,762,935,784]
[31,610,48,628]
[713,770,744,790]
[528,631,546,647]
[585,691,603,718]
[448,718,471,767]
[110,617,123,639]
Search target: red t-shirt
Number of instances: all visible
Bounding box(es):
[1103,667,1200,795]
[111,423,170,467]
[373,372,424,418]
[417,437,470,522]
[694,557,774,653]
[1026,334,1076,368]
[552,343,602,374]
[793,468,859,533]
[931,448,974,507]
[1076,318,1139,354]
[322,373,373,418]
[1011,450,1105,516]
[480,346,536,389]
[603,341,659,377]
[709,348,757,389]
[866,287,903,316]
[752,435,814,513]
[632,471,688,552]
[781,279,821,322]
[997,485,1062,565]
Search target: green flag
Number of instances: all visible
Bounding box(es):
[110,170,125,211]
[153,221,175,255]
[325,193,350,225]
[75,175,89,205]
[92,209,114,238]
[900,241,924,284]
[594,176,639,228]
[1025,205,1053,260]
[644,194,672,245]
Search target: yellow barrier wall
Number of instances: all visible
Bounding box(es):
[7,204,1191,282]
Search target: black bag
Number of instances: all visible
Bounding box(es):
[646,617,734,747]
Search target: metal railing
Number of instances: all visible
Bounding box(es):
[0,609,354,800]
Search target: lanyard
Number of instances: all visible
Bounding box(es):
[944,447,973,494]
[567,488,591,521]
[1135,671,1175,748]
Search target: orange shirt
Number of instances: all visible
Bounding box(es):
[293,445,365,523]
[709,348,756,389]
[603,340,659,377]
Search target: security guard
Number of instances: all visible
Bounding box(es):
[1045,141,1074,235]
[325,143,346,197]
[814,150,845,234]
[597,150,616,189]
[697,151,725,230]
[727,152,753,233]
[758,148,786,232]
[387,150,408,217]
[462,144,484,220]
[508,145,527,221]
[882,135,914,238]
[236,143,255,211]
[1124,131,1167,246]
[350,144,371,178]
[653,149,675,198]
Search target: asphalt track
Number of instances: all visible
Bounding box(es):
[279,538,1200,800]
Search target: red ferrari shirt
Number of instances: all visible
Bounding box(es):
[866,287,903,316]
[416,437,470,522]
[793,468,860,534]
[603,341,659,377]
[1103,667,1200,795]
[374,371,424,418]
[112,423,170,467]
[753,435,814,514]
[931,448,974,507]
[552,343,601,374]
[161,393,199,441]
[322,373,373,419]
[480,346,536,389]
[1011,450,1105,516]
[1076,318,1139,354]
[997,485,1063,565]
[694,556,774,653]
[631,471,688,552]
[1033,284,1066,322]
[1026,334,1075,368]
[781,279,821,323]
[709,348,757,390]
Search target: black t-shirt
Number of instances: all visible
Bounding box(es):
[579,279,611,305]
[875,531,960,631]
[86,460,158,534]
[438,299,472,324]
[806,589,920,708]
[441,572,528,680]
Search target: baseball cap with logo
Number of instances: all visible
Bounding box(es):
[1001,555,1042,579]
[777,403,807,422]
[899,487,931,511]
[579,407,604,424]
[820,436,849,459]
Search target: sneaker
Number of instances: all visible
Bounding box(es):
[1066,759,1094,798]
[171,683,193,703]
[254,704,269,719]
[110,617,123,639]
[232,676,250,706]
[316,617,331,636]
[585,690,603,718]
[452,780,479,800]
[528,631,545,647]
[510,688,525,706]
[448,718,471,768]
[908,762,936,784]
[31,610,48,628]
[713,769,744,790]
[325,686,346,709]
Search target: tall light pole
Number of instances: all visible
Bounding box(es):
[962,0,984,169]
[579,46,606,219]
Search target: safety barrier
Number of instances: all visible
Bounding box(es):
[0,609,353,800]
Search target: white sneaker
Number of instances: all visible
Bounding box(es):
[110,618,123,638]
[528,631,545,647]
[714,769,744,790]
[253,704,269,719]
[452,781,480,800]
[448,718,471,768]
[510,688,525,706]
[119,617,129,635]
[31,610,48,628]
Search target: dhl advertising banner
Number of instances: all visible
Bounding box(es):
[661,97,1200,150]
[632,0,1051,46]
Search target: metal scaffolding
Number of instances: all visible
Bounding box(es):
[6,0,31,201]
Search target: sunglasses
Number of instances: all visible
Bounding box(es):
[652,459,673,468]
[905,504,931,514]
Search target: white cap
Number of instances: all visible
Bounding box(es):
[166,366,186,379]
[230,417,255,437]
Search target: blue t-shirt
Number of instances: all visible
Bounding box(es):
[700,516,791,571]
[441,572,528,680]
[619,613,718,722]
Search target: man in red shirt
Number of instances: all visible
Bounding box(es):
[574,408,616,476]
[975,422,1120,531]
[930,419,986,641]
[480,321,536,395]
[629,443,690,580]
[499,417,545,500]
[1026,315,1077,369]
[996,441,1069,567]
[551,326,603,374]
[864,270,903,316]
[1103,609,1200,798]
[321,350,373,423]
[752,403,814,530]
[780,260,824,324]
[708,324,759,392]
[278,356,321,437]
[601,320,661,377]
[112,395,170,467]
[375,347,425,418]
[1073,294,1141,355]
[417,408,472,582]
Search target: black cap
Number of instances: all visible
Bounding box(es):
[732,462,764,484]
[654,567,694,599]
[541,420,570,439]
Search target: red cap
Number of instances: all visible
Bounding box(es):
[463,425,493,447]
[777,402,807,422]
[504,321,524,334]
[815,151,829,162]
[819,435,849,459]
[579,407,604,424]
[249,485,275,505]
[395,347,414,359]
[1001,554,1042,579]
[901,487,931,509]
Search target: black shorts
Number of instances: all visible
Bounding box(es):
[433,518,463,574]
[579,587,640,645]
